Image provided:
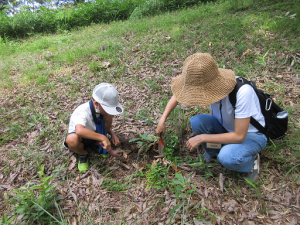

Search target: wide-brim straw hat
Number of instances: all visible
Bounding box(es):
[171,53,237,107]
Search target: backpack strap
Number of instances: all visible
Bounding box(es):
[228,77,249,109]
[228,77,267,136]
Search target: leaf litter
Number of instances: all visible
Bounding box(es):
[0,8,300,225]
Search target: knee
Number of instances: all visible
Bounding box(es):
[217,147,234,168]
[217,154,233,169]
[190,114,207,135]
[65,134,81,148]
[217,147,244,170]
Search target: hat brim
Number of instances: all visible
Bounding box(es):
[171,68,236,107]
[101,102,124,115]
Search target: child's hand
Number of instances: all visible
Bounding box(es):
[108,149,120,157]
[111,134,120,146]
[100,137,111,151]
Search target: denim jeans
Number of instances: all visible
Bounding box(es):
[190,114,268,173]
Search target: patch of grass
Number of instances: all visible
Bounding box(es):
[101,178,129,192]
[145,162,170,189]
[8,165,62,224]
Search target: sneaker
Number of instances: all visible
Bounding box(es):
[244,154,260,181]
[78,154,89,171]
[100,154,108,158]
[202,152,217,163]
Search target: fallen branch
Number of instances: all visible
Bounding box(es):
[223,194,300,212]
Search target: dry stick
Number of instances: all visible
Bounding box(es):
[223,194,300,212]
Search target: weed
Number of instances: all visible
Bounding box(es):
[146,162,170,189]
[189,154,215,180]
[255,49,270,67]
[101,179,129,192]
[129,133,157,154]
[135,108,154,126]
[167,172,196,224]
[8,165,62,224]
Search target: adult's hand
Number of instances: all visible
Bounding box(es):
[156,120,166,138]
[186,135,203,151]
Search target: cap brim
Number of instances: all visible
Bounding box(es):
[101,102,124,115]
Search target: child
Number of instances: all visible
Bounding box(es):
[64,83,123,171]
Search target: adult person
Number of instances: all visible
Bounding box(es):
[156,53,267,180]
[64,83,123,171]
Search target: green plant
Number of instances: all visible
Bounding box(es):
[101,179,129,192]
[162,133,181,162]
[255,49,270,67]
[135,108,154,126]
[189,154,215,180]
[1,212,17,224]
[8,165,62,224]
[167,172,196,224]
[145,162,170,188]
[129,132,157,154]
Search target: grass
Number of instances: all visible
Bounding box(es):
[0,0,300,223]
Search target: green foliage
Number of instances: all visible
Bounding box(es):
[101,179,129,192]
[129,0,165,19]
[8,165,62,224]
[222,0,300,37]
[135,108,154,126]
[171,172,194,200]
[129,132,157,154]
[255,49,270,67]
[189,154,215,180]
[167,173,199,224]
[162,133,181,162]
[0,0,210,38]
[146,162,170,188]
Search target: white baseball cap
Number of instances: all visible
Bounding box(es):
[92,83,123,115]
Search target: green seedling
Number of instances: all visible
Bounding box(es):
[255,49,270,67]
[129,132,157,154]
[145,163,170,189]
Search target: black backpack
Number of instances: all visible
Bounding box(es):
[228,77,288,141]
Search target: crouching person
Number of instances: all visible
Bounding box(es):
[64,83,123,171]
[156,53,267,181]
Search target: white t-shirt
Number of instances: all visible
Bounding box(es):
[210,84,265,133]
[68,102,96,133]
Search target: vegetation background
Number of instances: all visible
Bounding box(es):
[0,0,300,224]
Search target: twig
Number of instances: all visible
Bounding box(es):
[223,194,300,212]
[115,161,131,170]
[220,197,222,214]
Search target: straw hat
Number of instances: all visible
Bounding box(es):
[171,53,237,107]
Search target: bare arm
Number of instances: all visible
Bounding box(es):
[75,124,111,151]
[156,95,178,137]
[103,114,120,146]
[186,117,250,151]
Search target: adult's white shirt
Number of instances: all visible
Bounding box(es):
[68,102,96,133]
[210,84,265,133]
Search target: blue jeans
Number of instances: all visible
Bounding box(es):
[190,114,267,173]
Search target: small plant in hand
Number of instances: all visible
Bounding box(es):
[8,165,62,224]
